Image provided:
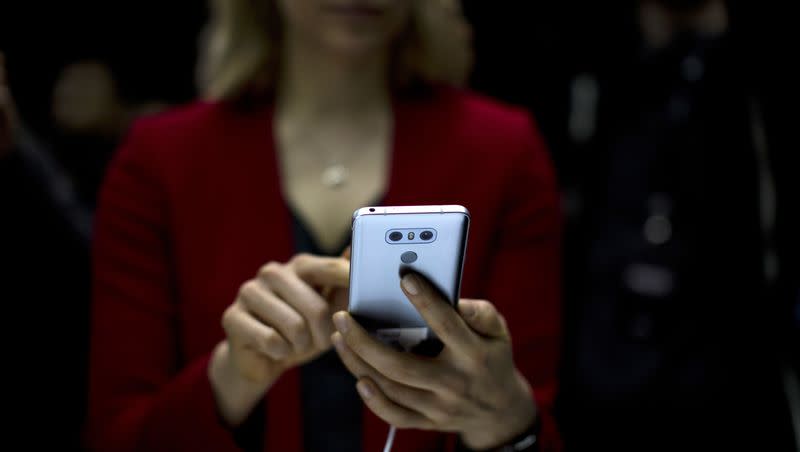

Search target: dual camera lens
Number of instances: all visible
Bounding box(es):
[388,230,434,242]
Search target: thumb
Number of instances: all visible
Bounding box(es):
[458,299,509,340]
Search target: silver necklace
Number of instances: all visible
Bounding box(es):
[314,116,389,190]
[320,162,349,189]
[278,112,388,190]
[296,130,353,190]
[280,129,353,190]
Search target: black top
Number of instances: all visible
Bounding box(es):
[294,212,362,452]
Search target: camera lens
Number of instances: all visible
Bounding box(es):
[420,230,433,240]
[389,231,403,241]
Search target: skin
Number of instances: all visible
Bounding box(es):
[209,1,538,448]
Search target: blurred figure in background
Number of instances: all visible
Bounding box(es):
[50,58,165,209]
[544,1,798,450]
[0,2,205,450]
[2,1,205,212]
[465,0,796,449]
[87,0,562,451]
[1,48,94,452]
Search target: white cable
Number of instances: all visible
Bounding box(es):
[382,425,397,452]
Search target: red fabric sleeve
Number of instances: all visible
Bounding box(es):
[484,116,563,452]
[86,123,239,452]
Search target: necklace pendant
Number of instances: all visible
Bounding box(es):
[321,164,348,189]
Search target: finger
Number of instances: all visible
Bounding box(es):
[320,248,350,301]
[222,304,290,360]
[332,311,440,391]
[259,262,332,348]
[458,299,510,340]
[332,332,442,421]
[355,377,436,431]
[289,253,350,288]
[400,273,475,354]
[238,280,312,351]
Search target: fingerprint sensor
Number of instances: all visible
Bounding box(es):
[400,251,418,264]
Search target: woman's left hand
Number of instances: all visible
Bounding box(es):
[331,273,537,450]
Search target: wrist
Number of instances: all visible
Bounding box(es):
[486,419,541,452]
[208,341,276,426]
[461,372,538,450]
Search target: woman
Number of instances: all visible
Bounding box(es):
[87,0,562,451]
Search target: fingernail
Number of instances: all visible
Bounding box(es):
[401,274,419,295]
[356,380,373,399]
[333,311,350,333]
[459,302,476,319]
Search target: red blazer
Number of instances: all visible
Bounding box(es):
[87,87,562,452]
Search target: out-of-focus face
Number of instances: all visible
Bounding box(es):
[276,0,412,60]
[52,61,125,136]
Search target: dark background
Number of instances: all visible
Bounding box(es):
[1,1,797,450]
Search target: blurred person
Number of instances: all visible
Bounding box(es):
[1,51,90,452]
[2,1,206,212]
[1,5,204,451]
[1,50,168,452]
[49,58,169,210]
[2,53,184,238]
[542,1,800,450]
[87,1,562,452]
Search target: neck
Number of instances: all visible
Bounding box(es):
[276,35,391,122]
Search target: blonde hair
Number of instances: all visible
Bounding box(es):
[199,0,473,100]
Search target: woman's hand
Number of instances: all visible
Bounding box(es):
[0,52,19,158]
[209,253,350,425]
[331,273,537,450]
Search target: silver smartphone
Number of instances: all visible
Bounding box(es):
[348,205,470,355]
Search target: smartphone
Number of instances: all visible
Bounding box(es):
[348,205,470,355]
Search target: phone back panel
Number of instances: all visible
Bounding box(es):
[349,206,470,335]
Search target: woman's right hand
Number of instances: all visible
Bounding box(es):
[209,253,350,425]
